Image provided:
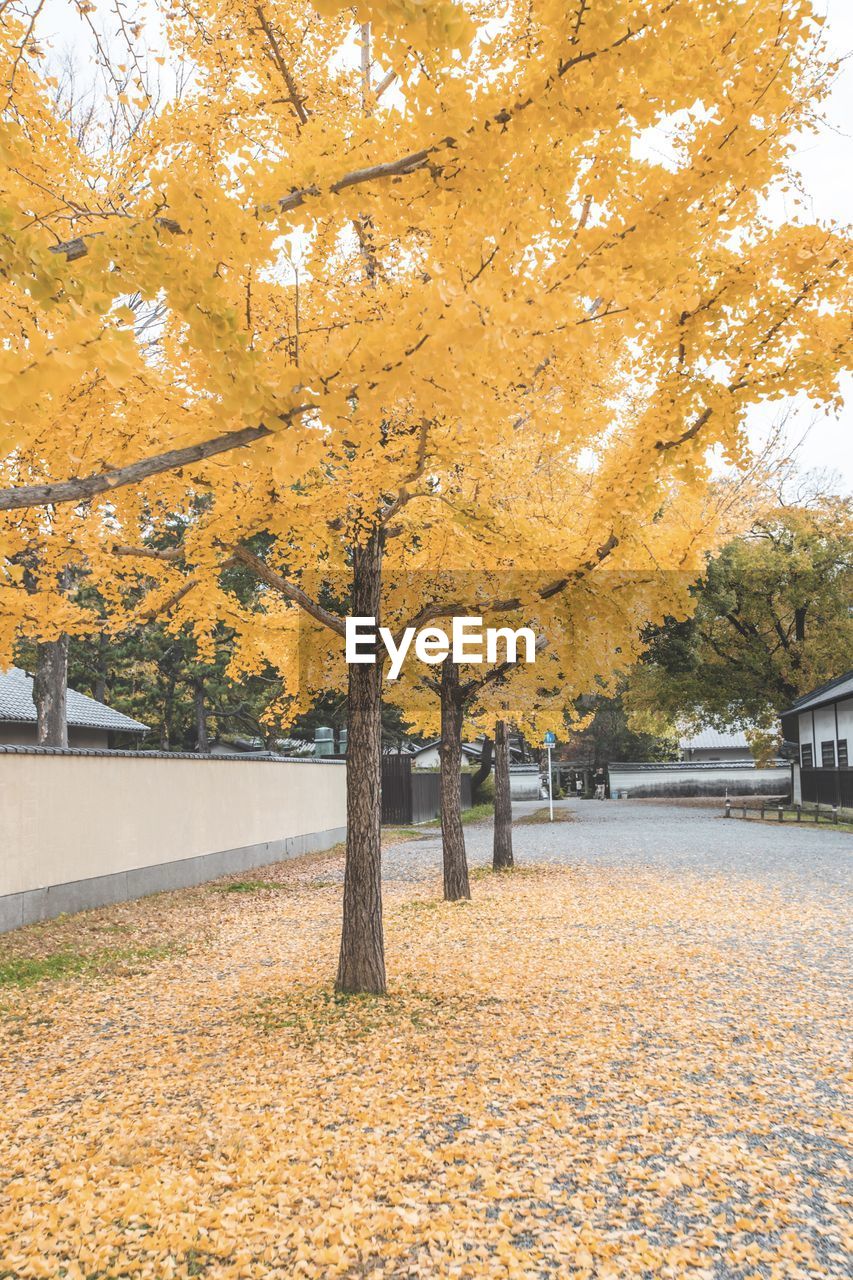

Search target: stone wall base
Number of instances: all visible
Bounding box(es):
[0,826,346,934]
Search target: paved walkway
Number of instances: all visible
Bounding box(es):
[383,799,852,901]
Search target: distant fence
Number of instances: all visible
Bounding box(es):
[608,760,790,799]
[381,754,473,825]
[725,798,850,826]
[0,748,346,933]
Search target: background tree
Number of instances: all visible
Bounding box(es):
[559,687,679,769]
[626,496,853,751]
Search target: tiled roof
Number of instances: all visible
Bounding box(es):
[679,726,750,751]
[0,667,149,734]
[783,671,853,715]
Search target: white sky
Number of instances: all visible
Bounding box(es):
[748,0,853,494]
[36,0,853,493]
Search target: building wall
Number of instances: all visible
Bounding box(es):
[839,697,853,743]
[0,751,346,933]
[798,697,853,767]
[510,766,540,800]
[0,723,113,748]
[608,762,789,799]
[682,747,753,762]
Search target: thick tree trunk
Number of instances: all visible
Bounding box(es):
[194,679,210,753]
[470,734,493,796]
[492,719,514,870]
[33,636,69,748]
[336,533,387,995]
[440,658,471,901]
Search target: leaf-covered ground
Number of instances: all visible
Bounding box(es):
[0,846,850,1278]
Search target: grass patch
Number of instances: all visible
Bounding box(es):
[382,826,430,843]
[214,879,280,894]
[470,863,543,882]
[0,943,181,990]
[424,801,495,828]
[517,806,575,825]
[246,983,447,1043]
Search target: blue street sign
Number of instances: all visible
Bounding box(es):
[544,731,556,745]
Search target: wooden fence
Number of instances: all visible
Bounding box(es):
[381,754,473,825]
[799,766,853,809]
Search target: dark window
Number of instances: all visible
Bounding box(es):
[801,743,813,768]
[838,740,849,768]
[821,740,836,768]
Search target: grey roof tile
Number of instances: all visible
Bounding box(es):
[0,666,149,734]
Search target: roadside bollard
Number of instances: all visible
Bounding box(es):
[742,804,747,820]
[777,805,783,823]
[832,806,839,825]
[724,799,731,819]
[760,803,765,821]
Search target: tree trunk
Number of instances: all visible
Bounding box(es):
[336,532,387,995]
[194,678,210,753]
[33,635,69,748]
[93,631,108,703]
[440,658,471,901]
[493,719,514,870]
[470,734,493,796]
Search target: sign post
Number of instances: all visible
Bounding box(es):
[544,731,556,822]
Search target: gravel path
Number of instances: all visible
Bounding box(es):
[382,799,852,902]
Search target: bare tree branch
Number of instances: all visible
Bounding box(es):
[49,17,661,260]
[255,4,310,126]
[394,532,618,644]
[229,545,346,636]
[0,409,311,513]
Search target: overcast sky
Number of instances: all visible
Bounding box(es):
[38,0,853,492]
[749,0,852,493]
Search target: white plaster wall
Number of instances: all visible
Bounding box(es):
[0,755,346,897]
[798,710,814,758]
[812,704,838,764]
[510,768,540,800]
[799,698,853,763]
[608,763,788,797]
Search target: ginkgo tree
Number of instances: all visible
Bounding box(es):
[0,0,851,994]
[379,449,760,899]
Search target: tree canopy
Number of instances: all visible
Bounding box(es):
[1,0,851,990]
[626,496,853,745]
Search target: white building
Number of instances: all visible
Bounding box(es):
[781,671,853,809]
